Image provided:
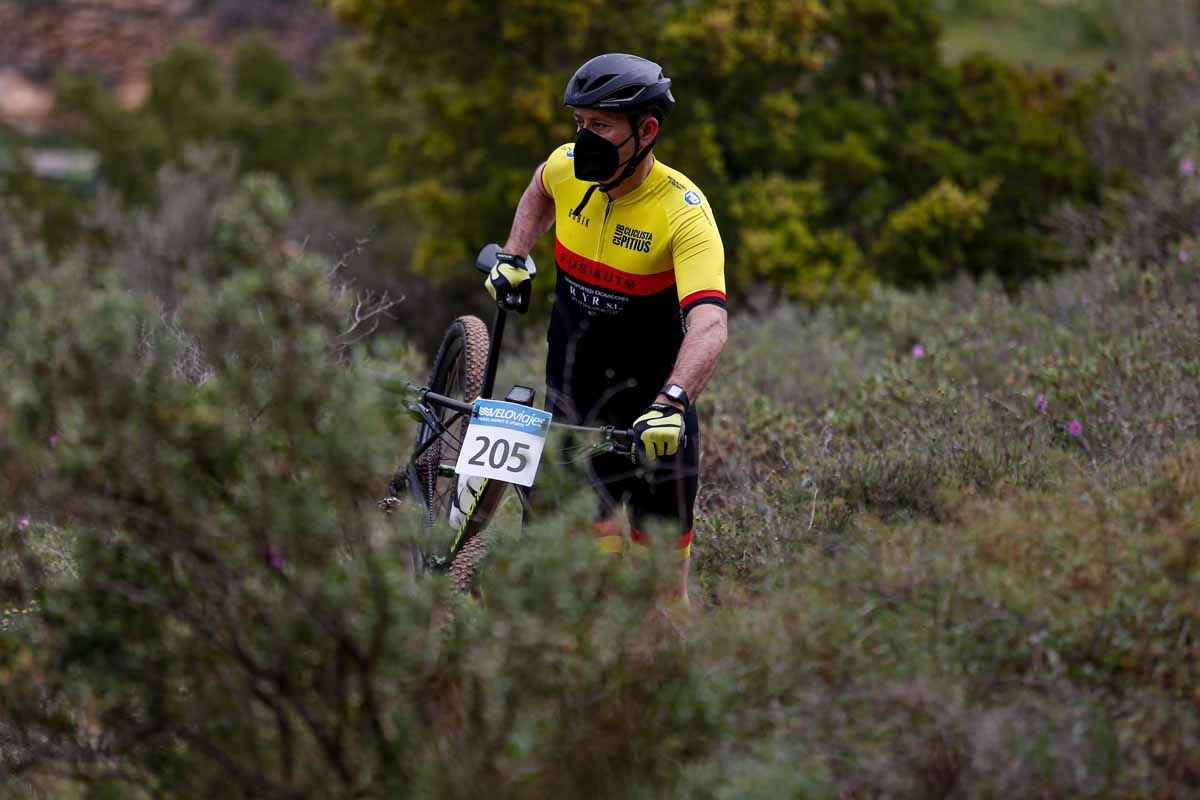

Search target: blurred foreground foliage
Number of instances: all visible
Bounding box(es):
[10,0,1115,316]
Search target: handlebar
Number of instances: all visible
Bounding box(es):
[418,389,637,444]
[551,420,638,444]
[421,389,473,414]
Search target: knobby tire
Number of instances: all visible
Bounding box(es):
[413,315,495,591]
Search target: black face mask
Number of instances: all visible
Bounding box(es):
[572,127,634,183]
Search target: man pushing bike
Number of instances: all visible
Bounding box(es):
[485,53,727,604]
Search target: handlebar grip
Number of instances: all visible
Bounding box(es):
[476,243,537,276]
[613,427,638,444]
[618,427,686,452]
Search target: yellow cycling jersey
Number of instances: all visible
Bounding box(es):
[539,142,725,425]
[540,143,726,317]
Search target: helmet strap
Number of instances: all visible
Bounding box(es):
[600,112,653,190]
[570,113,656,218]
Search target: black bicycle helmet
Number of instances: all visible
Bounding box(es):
[563,53,675,120]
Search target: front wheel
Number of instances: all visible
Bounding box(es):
[413,315,490,527]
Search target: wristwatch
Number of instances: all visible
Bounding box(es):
[660,383,690,409]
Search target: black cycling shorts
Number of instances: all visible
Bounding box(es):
[548,389,700,537]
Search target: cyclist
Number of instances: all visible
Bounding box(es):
[485,53,727,604]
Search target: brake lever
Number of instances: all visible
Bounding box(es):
[606,428,687,463]
[600,426,640,463]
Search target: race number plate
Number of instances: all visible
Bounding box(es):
[454,399,552,487]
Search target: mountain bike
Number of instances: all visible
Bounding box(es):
[379,244,638,592]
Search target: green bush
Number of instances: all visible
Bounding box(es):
[872,178,996,284]
[726,174,868,302]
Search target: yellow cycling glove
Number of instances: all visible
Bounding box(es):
[485,253,532,313]
[633,403,684,459]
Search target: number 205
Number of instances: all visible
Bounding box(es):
[466,435,530,473]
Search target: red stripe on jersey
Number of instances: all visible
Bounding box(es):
[555,239,675,296]
[680,289,726,309]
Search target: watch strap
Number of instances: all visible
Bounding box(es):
[661,383,690,409]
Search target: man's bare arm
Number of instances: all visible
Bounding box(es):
[655,304,728,409]
[503,164,555,257]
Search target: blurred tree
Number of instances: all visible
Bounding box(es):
[872,177,996,284]
[725,173,868,302]
[328,0,1106,300]
[228,34,303,181]
[787,0,1105,286]
[57,72,171,206]
[145,38,231,147]
[325,0,693,282]
[0,156,87,251]
[45,0,1110,307]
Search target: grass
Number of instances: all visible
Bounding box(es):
[941,19,1113,69]
[938,0,1122,69]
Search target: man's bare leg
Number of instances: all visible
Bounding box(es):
[676,555,691,606]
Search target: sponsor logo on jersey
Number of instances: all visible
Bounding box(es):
[684,190,702,206]
[566,148,575,158]
[611,223,653,253]
[555,240,676,296]
[557,249,638,291]
[565,281,628,315]
[666,176,686,191]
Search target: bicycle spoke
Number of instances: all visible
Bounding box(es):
[440,428,465,451]
[434,355,469,523]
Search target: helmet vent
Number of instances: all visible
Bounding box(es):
[604,85,645,103]
[584,73,619,92]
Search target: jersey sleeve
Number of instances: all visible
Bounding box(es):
[667,186,726,315]
[540,143,576,199]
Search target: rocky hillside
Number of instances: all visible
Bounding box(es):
[0,0,340,130]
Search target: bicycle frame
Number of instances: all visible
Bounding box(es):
[393,377,536,572]
[384,292,636,576]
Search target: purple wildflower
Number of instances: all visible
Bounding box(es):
[49,434,59,448]
[17,517,29,531]
[1067,420,1083,437]
[1182,249,1191,263]
[911,344,926,359]
[266,545,284,571]
[1036,393,1047,412]
[1181,158,1196,177]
